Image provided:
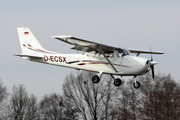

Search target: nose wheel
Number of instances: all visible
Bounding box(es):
[133,81,140,89]
[133,76,140,89]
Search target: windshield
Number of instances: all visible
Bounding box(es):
[118,48,131,56]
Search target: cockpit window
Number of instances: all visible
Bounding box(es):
[118,48,131,56]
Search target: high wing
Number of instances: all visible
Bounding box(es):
[52,36,164,55]
[52,36,118,53]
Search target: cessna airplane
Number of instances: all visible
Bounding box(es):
[14,27,164,89]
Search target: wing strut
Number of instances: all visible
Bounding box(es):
[98,46,118,73]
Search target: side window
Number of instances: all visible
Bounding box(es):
[85,51,97,57]
[118,48,130,57]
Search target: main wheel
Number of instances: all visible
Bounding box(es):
[92,75,100,84]
[133,81,140,89]
[114,78,122,86]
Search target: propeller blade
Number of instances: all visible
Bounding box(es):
[151,54,153,61]
[150,46,155,80]
[151,65,155,79]
[150,46,153,61]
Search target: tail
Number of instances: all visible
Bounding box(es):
[17,27,45,56]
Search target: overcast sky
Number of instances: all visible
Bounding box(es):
[0,0,180,100]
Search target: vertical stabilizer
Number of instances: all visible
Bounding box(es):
[17,27,45,56]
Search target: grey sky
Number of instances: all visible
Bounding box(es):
[0,0,180,100]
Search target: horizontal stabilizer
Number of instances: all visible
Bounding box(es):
[14,54,43,59]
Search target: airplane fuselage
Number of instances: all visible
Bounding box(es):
[29,53,150,76]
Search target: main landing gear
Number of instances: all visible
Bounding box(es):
[92,72,103,84]
[91,73,122,87]
[110,75,122,87]
[92,75,100,83]
[114,78,122,86]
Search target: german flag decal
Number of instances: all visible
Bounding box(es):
[24,32,29,35]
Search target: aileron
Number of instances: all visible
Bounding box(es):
[129,49,164,55]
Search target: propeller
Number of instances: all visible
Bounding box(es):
[150,47,157,80]
[151,53,155,79]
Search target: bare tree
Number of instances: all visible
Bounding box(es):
[39,93,68,120]
[106,72,180,120]
[0,79,8,119]
[102,75,118,120]
[63,71,118,120]
[0,79,7,104]
[113,80,134,120]
[138,73,180,120]
[127,80,141,120]
[7,84,39,120]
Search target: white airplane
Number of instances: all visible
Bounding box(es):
[14,27,164,88]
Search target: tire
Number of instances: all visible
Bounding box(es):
[114,78,122,86]
[133,81,140,89]
[92,75,100,84]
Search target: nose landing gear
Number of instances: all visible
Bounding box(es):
[133,76,140,89]
[92,73,122,87]
[133,81,140,88]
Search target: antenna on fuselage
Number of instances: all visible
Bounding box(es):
[105,39,110,45]
[95,38,100,43]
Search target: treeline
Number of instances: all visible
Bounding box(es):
[0,72,180,120]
